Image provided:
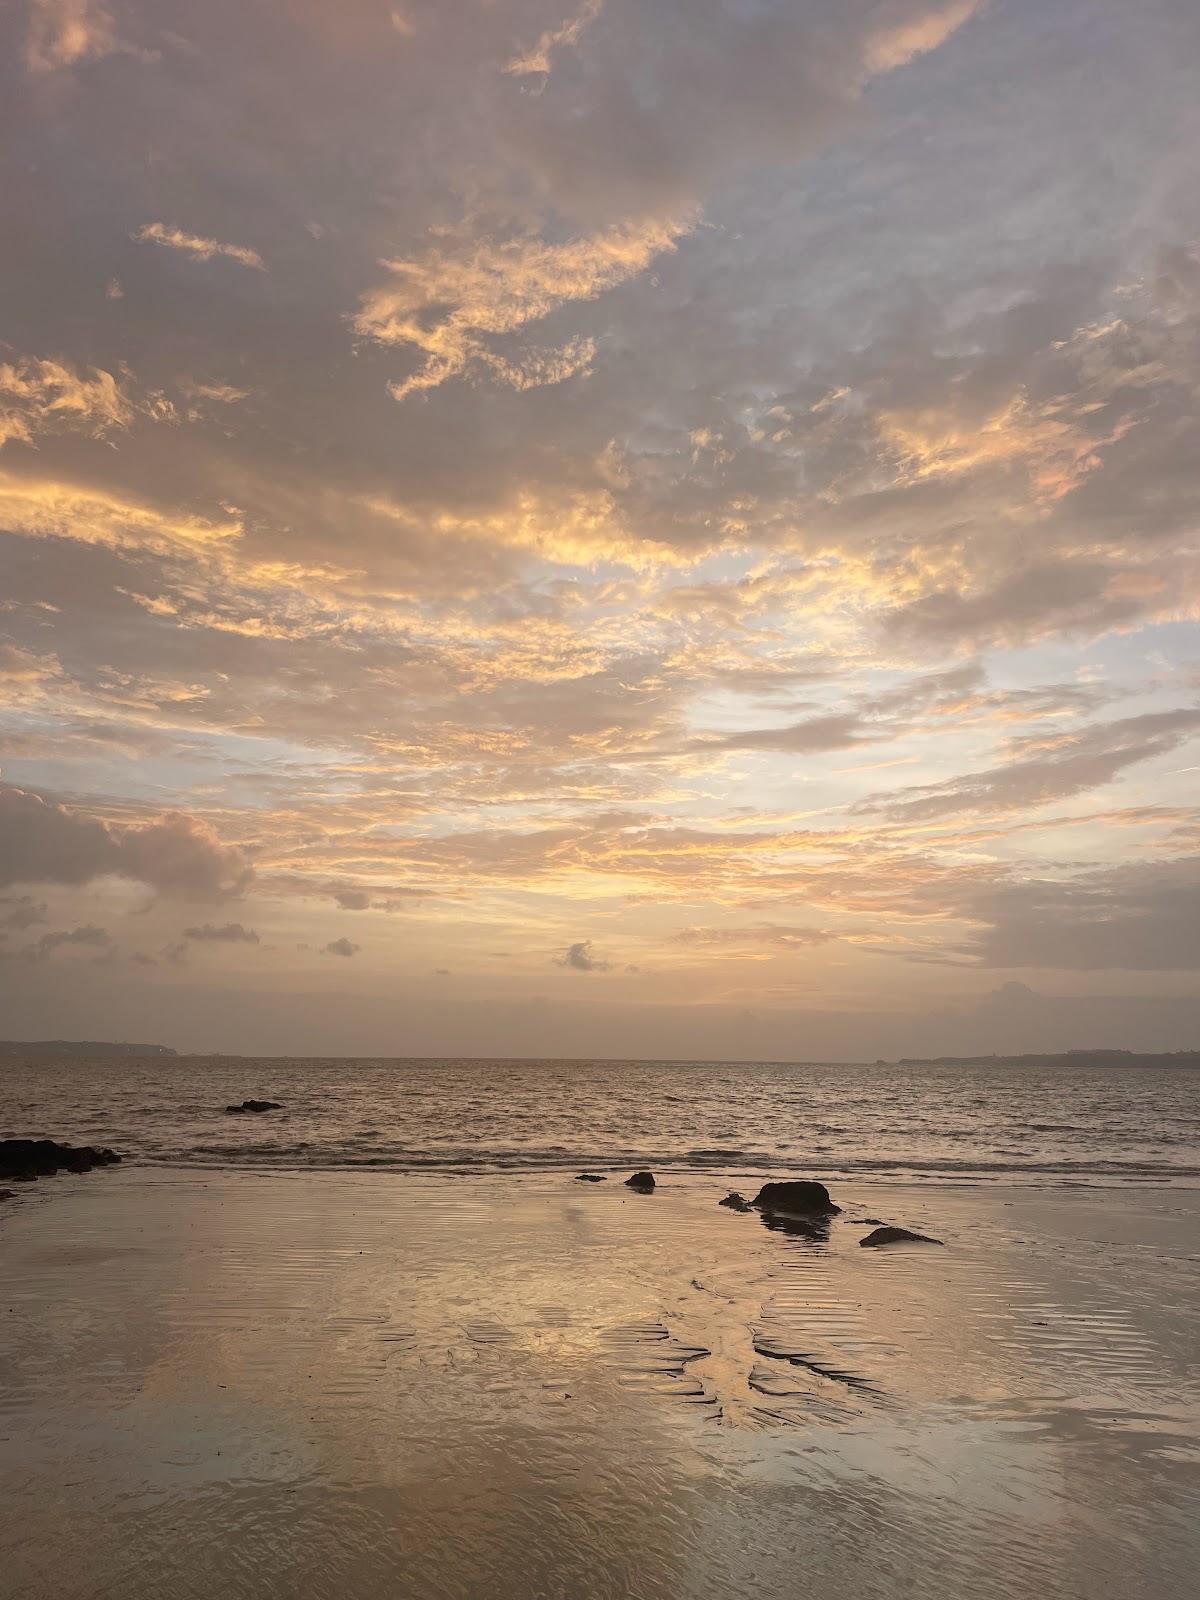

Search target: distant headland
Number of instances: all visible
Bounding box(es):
[0,1040,177,1058]
[879,1050,1200,1069]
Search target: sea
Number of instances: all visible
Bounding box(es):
[3,1054,1198,1185]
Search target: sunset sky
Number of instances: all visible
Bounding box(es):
[1,0,1199,1057]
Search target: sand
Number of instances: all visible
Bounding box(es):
[1,1169,1198,1599]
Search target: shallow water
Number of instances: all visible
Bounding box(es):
[1,1170,1197,1599]
[2,1054,1199,1183]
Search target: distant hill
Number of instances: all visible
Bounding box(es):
[886,1051,1200,1069]
[0,1040,177,1058]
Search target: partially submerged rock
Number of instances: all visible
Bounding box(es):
[860,1225,943,1247]
[718,1191,753,1212]
[751,1179,840,1216]
[225,1099,283,1114]
[0,1139,121,1182]
[575,1173,606,1182]
[624,1170,656,1191]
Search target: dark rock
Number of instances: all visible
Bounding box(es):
[575,1173,606,1182]
[224,1099,283,1114]
[624,1170,656,1191]
[718,1191,753,1212]
[0,1139,122,1182]
[0,1188,13,1202]
[860,1225,943,1247]
[751,1179,840,1216]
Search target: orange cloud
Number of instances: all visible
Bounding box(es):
[134,223,267,272]
[355,215,690,398]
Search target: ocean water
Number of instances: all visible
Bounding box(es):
[2,1054,1198,1184]
[4,1059,1199,1599]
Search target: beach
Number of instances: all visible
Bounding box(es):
[2,1160,1198,1600]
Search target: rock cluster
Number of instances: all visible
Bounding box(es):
[224,1099,283,1114]
[0,1139,121,1182]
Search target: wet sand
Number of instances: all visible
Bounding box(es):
[2,1170,1198,1599]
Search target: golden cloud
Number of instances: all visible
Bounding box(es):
[134,222,267,272]
[0,357,132,447]
[355,215,690,398]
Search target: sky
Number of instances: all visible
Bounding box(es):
[1,0,1199,1059]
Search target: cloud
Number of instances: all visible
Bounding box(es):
[322,936,361,958]
[0,784,252,898]
[1,356,132,447]
[696,712,870,757]
[675,924,841,950]
[0,642,62,683]
[117,812,254,897]
[332,888,371,910]
[862,709,1200,821]
[355,216,686,398]
[16,924,112,962]
[961,858,1200,971]
[504,0,604,77]
[183,921,260,943]
[180,380,251,407]
[0,472,244,559]
[556,939,609,971]
[685,665,1092,758]
[133,223,266,272]
[24,0,117,73]
[864,0,978,71]
[502,0,981,219]
[0,896,48,931]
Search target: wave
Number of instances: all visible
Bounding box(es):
[130,1143,1200,1182]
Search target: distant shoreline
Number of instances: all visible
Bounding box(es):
[1,1043,1197,1069]
[883,1051,1200,1069]
[0,1041,177,1058]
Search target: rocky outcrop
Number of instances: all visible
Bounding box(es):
[0,1139,121,1182]
[624,1170,656,1191]
[575,1173,606,1182]
[718,1191,753,1211]
[751,1179,839,1215]
[224,1099,283,1114]
[860,1225,942,1247]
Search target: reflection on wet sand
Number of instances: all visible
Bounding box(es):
[1,1171,1197,1599]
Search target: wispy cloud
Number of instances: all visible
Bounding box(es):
[134,223,266,272]
[14,924,112,962]
[355,216,687,398]
[675,924,841,950]
[504,0,604,77]
[0,356,131,446]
